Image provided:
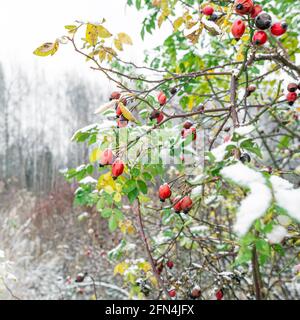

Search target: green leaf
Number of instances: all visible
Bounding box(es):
[128,188,139,203]
[109,215,118,232]
[142,172,152,181]
[123,180,137,194]
[114,209,124,221]
[136,0,141,10]
[240,139,262,158]
[101,208,113,218]
[137,180,148,194]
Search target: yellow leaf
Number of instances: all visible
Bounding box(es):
[99,48,106,62]
[158,13,167,28]
[119,220,135,235]
[119,102,137,123]
[241,34,250,42]
[173,17,184,31]
[236,52,244,61]
[97,172,117,191]
[114,261,129,275]
[113,192,122,202]
[97,25,112,38]
[33,41,59,57]
[114,39,123,51]
[64,25,77,34]
[187,96,193,111]
[89,148,101,163]
[105,47,117,61]
[149,276,158,286]
[137,261,152,273]
[117,33,133,45]
[104,185,115,194]
[86,24,99,46]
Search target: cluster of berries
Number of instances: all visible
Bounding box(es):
[158,183,193,213]
[201,1,287,45]
[229,0,288,45]
[110,91,129,128]
[99,148,125,179]
[149,91,167,124]
[286,83,300,106]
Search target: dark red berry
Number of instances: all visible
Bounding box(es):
[255,13,272,30]
[166,260,174,269]
[183,121,193,129]
[110,91,121,100]
[170,87,177,95]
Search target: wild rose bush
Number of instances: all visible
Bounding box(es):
[35,0,300,299]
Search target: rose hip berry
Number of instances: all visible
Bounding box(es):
[158,183,172,202]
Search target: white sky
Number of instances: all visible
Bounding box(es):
[0,0,171,85]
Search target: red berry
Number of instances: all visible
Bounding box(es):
[253,31,268,45]
[181,196,193,213]
[202,6,214,16]
[110,91,121,100]
[271,22,288,36]
[166,260,174,269]
[116,104,122,117]
[183,121,193,129]
[99,148,113,166]
[168,289,176,298]
[159,183,172,202]
[234,0,254,15]
[216,289,223,300]
[158,92,167,106]
[172,196,182,213]
[156,112,164,124]
[250,4,262,19]
[112,158,124,179]
[231,19,246,40]
[286,92,297,103]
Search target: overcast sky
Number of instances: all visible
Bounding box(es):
[0,0,171,85]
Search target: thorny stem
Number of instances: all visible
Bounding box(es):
[133,199,171,300]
